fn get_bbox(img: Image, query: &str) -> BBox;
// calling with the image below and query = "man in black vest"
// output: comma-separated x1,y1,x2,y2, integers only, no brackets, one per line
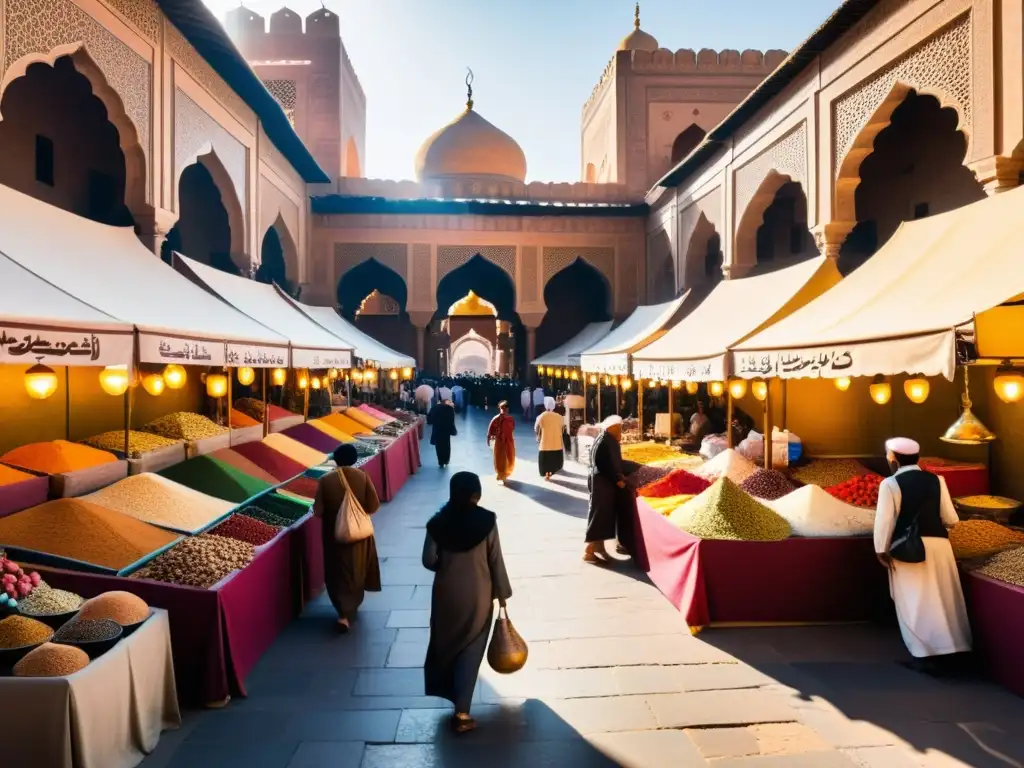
874,437,971,674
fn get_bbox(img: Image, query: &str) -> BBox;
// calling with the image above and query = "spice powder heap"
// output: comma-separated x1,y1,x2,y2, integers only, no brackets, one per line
0,499,179,570
14,643,89,677
1,440,117,474
0,464,34,487
78,591,150,625
83,473,234,534
670,477,791,541
262,433,329,467
0,615,53,648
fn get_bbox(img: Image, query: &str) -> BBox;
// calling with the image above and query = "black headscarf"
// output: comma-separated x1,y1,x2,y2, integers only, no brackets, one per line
426,471,496,552
332,443,358,467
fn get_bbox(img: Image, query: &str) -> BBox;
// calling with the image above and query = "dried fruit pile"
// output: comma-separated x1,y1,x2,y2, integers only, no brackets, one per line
974,548,1024,587
949,519,1024,560
131,534,255,589
669,478,791,541
0,615,53,648
790,459,869,488
83,473,233,534
767,485,875,538
210,514,282,546
78,591,149,626
639,469,711,498
13,643,89,677
621,442,681,465
740,469,796,501
694,449,758,485
19,587,83,616
826,473,884,508
0,554,42,609
1,439,117,474
143,412,228,441
81,430,183,459
54,618,121,643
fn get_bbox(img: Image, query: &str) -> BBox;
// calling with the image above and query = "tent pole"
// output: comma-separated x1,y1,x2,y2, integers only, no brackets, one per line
65,367,71,441
124,339,138,458
726,390,735,449
668,384,674,440
638,379,644,437
262,368,269,437
227,366,233,446
583,377,588,424
763,381,773,468
303,370,310,422
598,379,603,422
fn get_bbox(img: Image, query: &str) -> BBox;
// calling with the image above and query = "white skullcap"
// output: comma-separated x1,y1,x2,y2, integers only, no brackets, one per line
600,415,624,429
544,396,556,411
885,437,920,455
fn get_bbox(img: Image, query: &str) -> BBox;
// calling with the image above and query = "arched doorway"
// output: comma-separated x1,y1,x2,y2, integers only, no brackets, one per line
735,173,815,273
682,213,724,287
0,55,138,226
671,124,706,164
162,161,239,274
449,328,494,375
536,258,612,358
837,90,984,274
337,258,415,358
585,162,597,182
255,218,299,295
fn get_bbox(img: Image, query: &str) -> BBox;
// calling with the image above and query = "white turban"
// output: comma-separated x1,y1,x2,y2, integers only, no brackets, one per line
600,415,623,429
544,396,556,411
885,437,920,455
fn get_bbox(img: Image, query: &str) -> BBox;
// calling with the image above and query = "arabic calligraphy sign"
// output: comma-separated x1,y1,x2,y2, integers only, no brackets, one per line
633,356,723,382
226,344,289,369
139,335,226,367
292,348,352,369
0,327,132,367
578,354,629,376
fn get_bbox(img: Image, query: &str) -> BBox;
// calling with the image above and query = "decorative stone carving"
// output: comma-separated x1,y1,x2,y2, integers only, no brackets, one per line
834,14,972,179
174,88,246,208
101,0,161,42
356,289,401,316
542,246,614,288
520,246,539,304
263,79,296,126
333,243,408,281
411,244,432,306
166,22,253,129
437,246,516,282
734,122,807,223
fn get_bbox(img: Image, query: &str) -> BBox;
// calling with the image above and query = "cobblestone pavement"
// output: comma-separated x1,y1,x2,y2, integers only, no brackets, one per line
143,409,1024,767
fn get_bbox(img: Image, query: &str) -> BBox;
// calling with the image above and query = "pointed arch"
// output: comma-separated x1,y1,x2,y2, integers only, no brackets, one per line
682,213,723,286
671,124,706,164
174,147,246,270
735,170,813,270
449,329,494,375
584,162,597,183
344,137,362,177
436,253,517,323
337,257,409,319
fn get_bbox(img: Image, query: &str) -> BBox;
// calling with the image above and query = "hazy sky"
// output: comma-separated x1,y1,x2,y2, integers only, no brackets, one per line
202,0,839,182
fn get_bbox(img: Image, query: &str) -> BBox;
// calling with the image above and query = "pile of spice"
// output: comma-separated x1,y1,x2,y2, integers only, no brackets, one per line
766,485,874,537
621,442,681,465
230,409,260,428
322,412,372,436
78,591,149,626
0,499,179,570
239,505,293,529
143,412,228,441
267,404,301,422
279,475,318,501
790,459,869,488
627,464,671,491
694,449,758,485
18,586,83,616
740,469,796,500
359,405,396,422
639,469,711,498
281,423,343,453
308,420,355,443
956,495,1019,510
157,455,273,504
344,408,383,430
81,430,183,459
262,433,328,467
249,493,310,523
206,448,280,486
669,478,791,541
644,494,696,517
54,618,121,644
83,473,233,534
230,441,307,482
949,519,1024,560
0,615,53,648
13,643,89,677
234,398,266,423
825,473,884,508
210,513,282,546
1,440,117,474
131,534,255,588
0,464,35,487
974,547,1024,587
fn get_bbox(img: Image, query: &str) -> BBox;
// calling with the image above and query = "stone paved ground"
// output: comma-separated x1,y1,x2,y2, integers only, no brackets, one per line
143,410,1024,767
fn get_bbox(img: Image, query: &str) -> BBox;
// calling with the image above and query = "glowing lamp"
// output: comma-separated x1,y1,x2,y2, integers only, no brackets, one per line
24,364,58,400
352,370,363,382
311,376,321,390
869,375,892,405
206,373,228,398
904,378,930,404
649,379,660,388
365,370,377,383
142,373,165,396
589,374,598,385
994,363,1024,404
728,379,747,400
271,368,287,386
834,376,852,392
685,381,699,395
163,364,187,390
99,366,131,396
402,367,413,380
236,366,255,386
603,376,611,386
389,370,399,381
570,370,579,381
297,373,309,390
554,369,562,379
328,368,339,380
672,380,682,390
620,377,632,390
751,379,768,401
709,381,725,398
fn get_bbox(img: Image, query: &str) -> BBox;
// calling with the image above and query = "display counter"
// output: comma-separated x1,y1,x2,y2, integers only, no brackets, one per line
381,430,416,501
962,570,1024,697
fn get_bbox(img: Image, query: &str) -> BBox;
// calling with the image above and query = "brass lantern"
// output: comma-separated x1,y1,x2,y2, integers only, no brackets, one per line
942,367,996,445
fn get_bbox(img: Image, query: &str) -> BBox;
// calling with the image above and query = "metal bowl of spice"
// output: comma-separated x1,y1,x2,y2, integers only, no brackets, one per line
0,614,54,669
53,618,123,659
17,587,85,630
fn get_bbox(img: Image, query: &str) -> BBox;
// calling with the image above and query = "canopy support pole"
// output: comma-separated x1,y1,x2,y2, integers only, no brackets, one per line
262,368,269,437
782,379,788,430
763,381,773,469
227,367,233,446
638,379,644,437
668,384,674,440
303,371,310,422
598,379,603,422
726,390,734,449
65,367,71,441
124,338,138,458
615,380,621,418
583,378,588,424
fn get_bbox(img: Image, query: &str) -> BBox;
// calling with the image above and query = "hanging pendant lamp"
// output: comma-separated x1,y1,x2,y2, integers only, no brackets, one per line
941,367,996,445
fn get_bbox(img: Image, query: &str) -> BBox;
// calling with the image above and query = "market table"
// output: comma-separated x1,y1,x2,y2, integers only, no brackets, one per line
3,608,180,768
362,451,385,500
296,512,325,607
380,430,415,501
632,498,889,629
962,571,1024,697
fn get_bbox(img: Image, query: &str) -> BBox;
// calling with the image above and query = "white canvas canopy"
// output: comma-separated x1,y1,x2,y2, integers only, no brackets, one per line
0,251,134,367
532,321,614,368
280,291,415,369
580,295,688,375
633,257,839,381
732,187,1024,381
175,255,353,369
0,184,287,367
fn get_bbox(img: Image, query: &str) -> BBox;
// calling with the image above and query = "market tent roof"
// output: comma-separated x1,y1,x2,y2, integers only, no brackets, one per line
280,290,416,369
732,187,1024,381
0,251,134,367
579,294,688,375
532,322,614,368
633,257,840,382
175,254,353,369
0,184,288,367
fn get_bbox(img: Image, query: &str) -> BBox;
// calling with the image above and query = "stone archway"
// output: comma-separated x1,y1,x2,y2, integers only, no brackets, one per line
162,157,242,275
337,258,409,318
256,214,299,291
735,172,814,274
536,257,612,360
449,329,494,375
682,212,724,287
173,148,246,271
344,137,362,177
671,124,706,164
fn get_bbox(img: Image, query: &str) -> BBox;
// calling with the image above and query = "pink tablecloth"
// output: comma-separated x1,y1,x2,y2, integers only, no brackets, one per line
381,431,414,502
963,571,1024,697
633,499,889,629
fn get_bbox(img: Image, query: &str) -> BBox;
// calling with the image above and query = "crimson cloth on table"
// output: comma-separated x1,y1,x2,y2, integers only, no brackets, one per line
229,442,307,482
281,423,342,453
280,475,319,500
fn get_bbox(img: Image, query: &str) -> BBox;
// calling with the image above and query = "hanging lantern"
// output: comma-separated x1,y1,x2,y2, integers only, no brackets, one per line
402,367,413,380
751,379,768,401
603,376,611,386
620,377,632,390
834,376,852,392
903,377,930,404
943,367,996,444
141,373,165,396
297,372,309,390
649,379,660,388
708,381,725,397
545,367,552,376
99,365,131,396
311,376,321,390
389,370,399,381
328,368,339,380
570,370,579,381
206,373,228,398
589,374,598,385
994,362,1024,404
672,380,682,390
554,369,562,379
728,379,747,400
23,364,58,400
365,369,377,383
271,368,287,386
869,375,892,405
162,364,187,390
352,369,363,382
236,366,256,386
685,381,699,395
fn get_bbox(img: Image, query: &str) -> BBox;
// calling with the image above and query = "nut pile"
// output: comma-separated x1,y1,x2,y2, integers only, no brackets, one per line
826,473,884,508
669,477,791,541
790,459,869,488
639,469,711,498
83,473,234,533
0,615,53,648
974,548,1024,587
81,430,183,459
239,505,293,529
694,449,758,485
210,514,282,546
767,485,875,538
740,469,796,501
131,534,255,588
14,642,89,677
143,412,228,441
949,520,1024,560
19,587,83,616
78,591,150,626
54,618,121,643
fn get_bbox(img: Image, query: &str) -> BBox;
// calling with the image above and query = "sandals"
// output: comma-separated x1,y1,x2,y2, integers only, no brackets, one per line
452,714,477,734
336,618,351,634
583,547,610,564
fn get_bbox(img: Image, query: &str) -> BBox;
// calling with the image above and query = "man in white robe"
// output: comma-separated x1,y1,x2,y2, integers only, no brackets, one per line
520,387,533,422
414,382,434,414
874,437,971,673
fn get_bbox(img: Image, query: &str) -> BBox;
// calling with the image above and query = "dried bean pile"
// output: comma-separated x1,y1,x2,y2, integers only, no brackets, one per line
81,430,183,459
767,485,875,537
13,643,89,677
54,618,121,643
694,449,758,485
0,615,53,648
627,464,671,491
131,534,255,588
974,547,1024,587
239,505,293,529
79,591,150,625
234,398,266,423
639,469,710,498
84,473,233,534
826,473,884,508
19,587,83,616
949,519,1024,560
669,478,791,541
143,412,227,441
740,469,796,501
790,459,869,488
210,514,281,546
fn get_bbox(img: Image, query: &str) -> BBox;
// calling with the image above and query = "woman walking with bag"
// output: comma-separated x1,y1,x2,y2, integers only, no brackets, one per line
313,443,381,633
423,472,512,733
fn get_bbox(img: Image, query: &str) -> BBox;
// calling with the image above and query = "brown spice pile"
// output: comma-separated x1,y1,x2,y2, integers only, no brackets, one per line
131,534,255,589
14,643,89,677
78,591,150,625
0,615,53,648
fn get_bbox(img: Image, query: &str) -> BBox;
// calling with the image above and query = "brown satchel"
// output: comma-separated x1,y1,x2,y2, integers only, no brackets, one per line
486,605,528,674
333,468,374,544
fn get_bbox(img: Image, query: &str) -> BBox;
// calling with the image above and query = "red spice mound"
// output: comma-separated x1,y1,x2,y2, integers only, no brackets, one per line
267,404,300,422
826,472,884,509
280,475,318,500
210,513,281,546
639,469,711,499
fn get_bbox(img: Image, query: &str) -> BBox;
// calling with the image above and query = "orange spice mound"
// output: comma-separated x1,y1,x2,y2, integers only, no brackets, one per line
230,409,260,428
0,464,34,487
1,440,117,475
322,412,371,435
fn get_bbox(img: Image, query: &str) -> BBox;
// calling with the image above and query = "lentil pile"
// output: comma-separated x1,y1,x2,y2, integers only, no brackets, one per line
621,442,681,465
78,591,149,625
694,449,758,485
13,643,89,677
974,547,1024,587
143,412,228,441
669,478,791,541
0,499,179,570
239,505,293,529
54,618,121,643
82,430,183,459
790,459,869,488
639,469,711,498
826,473,884,508
157,455,273,504
0,615,53,648
949,519,1024,560
210,513,282,546
19,587,83,616
740,469,796,501
767,485,875,538
1,440,117,474
131,534,255,588
261,433,328,468
0,464,34,487
83,473,233,534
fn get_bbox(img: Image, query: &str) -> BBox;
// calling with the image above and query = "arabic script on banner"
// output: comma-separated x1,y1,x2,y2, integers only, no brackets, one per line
226,345,288,368
139,335,226,366
292,349,353,369
634,361,717,381
0,329,103,362
736,349,855,377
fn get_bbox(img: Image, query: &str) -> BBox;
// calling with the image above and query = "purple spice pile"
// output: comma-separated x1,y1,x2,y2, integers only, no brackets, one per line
740,469,796,500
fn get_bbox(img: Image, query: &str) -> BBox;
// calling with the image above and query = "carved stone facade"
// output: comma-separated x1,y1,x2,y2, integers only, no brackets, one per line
173,89,246,210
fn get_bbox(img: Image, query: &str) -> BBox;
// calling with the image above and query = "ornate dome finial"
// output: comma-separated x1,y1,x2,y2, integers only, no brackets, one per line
634,2,640,29
465,68,474,112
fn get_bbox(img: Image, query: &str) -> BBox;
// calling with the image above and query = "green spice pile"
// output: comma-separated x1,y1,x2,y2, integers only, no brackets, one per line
670,477,791,541
78,591,150,626
81,430,183,459
239,505,293,529
0,615,53,648
19,587,83,616
158,455,273,504
54,619,121,643
143,412,228,441
13,643,89,677
131,534,255,588
83,473,233,534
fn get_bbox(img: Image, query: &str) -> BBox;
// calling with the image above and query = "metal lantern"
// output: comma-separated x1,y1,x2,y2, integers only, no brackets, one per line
24,364,58,400
942,367,996,445
236,366,256,386
99,366,131,396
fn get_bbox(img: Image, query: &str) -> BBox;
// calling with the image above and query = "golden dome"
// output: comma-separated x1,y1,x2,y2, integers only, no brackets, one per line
618,3,659,52
447,291,497,317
